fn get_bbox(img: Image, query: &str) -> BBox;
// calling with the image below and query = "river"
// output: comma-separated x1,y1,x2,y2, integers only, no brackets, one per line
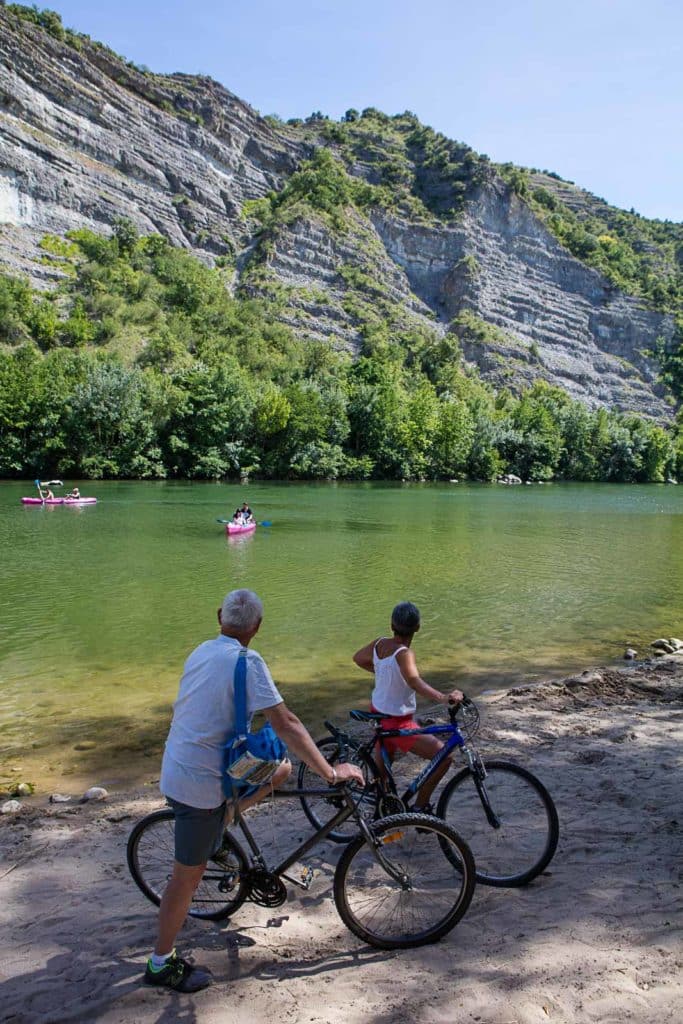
1,480,681,792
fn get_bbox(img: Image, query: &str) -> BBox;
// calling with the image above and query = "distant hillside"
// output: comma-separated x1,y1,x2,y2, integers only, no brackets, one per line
0,4,682,484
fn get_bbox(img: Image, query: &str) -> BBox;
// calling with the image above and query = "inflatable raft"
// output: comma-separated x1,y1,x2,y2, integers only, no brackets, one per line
225,521,256,535
22,497,98,505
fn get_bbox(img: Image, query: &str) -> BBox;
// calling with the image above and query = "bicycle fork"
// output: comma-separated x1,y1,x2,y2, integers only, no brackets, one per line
466,749,502,830
357,817,413,890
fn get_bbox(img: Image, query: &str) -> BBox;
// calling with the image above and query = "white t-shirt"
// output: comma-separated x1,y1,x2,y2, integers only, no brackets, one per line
160,634,283,808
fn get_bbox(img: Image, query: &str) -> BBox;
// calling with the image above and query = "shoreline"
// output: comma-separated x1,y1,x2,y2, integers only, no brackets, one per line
1,656,682,1023
1,650,674,804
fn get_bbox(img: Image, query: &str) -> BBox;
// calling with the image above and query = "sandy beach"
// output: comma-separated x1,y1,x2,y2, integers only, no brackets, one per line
1,656,681,1024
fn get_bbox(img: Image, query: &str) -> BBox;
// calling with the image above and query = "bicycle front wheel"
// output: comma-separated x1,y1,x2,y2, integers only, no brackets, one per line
298,736,378,843
334,813,475,949
437,759,559,887
127,808,250,921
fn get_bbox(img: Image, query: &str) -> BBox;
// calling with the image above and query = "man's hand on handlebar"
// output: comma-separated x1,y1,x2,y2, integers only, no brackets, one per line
333,762,365,786
445,689,464,705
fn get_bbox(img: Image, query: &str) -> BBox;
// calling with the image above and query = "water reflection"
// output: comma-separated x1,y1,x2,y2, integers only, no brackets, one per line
226,531,256,547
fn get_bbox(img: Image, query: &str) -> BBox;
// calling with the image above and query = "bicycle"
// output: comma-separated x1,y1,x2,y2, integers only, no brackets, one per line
127,782,476,950
297,698,559,888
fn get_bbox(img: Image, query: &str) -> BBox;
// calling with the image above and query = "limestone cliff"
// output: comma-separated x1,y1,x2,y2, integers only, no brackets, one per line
0,6,677,419
0,7,304,279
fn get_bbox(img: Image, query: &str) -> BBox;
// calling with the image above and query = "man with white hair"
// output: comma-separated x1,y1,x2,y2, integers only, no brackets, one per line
144,589,363,992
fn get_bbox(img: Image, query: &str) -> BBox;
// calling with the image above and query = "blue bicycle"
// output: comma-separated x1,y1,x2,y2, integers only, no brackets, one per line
298,698,559,887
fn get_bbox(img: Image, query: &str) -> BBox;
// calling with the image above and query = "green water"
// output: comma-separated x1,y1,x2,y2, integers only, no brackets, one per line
1,480,681,792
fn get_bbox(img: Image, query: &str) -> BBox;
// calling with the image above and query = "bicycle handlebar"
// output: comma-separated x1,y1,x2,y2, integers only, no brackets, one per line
447,694,473,720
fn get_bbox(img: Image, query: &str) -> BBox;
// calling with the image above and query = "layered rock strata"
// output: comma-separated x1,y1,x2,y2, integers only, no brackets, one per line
0,10,302,282
372,185,675,416
0,8,677,418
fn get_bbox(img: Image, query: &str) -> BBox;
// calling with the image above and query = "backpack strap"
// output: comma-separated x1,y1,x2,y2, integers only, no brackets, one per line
233,648,249,740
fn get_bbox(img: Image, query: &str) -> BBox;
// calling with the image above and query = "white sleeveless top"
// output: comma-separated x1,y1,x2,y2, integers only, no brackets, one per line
371,640,416,717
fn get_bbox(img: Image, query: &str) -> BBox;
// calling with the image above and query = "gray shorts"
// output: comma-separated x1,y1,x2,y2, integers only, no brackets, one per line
167,797,227,866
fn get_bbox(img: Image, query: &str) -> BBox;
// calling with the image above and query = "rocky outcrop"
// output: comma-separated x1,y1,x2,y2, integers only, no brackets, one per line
249,208,436,351
0,9,303,282
371,183,675,417
0,7,677,418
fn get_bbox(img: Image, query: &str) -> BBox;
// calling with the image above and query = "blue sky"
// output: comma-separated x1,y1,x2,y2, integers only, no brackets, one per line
45,0,682,221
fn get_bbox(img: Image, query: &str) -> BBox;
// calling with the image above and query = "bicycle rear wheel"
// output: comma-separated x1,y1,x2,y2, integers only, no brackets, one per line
333,813,475,949
298,736,379,843
437,759,559,887
127,808,250,921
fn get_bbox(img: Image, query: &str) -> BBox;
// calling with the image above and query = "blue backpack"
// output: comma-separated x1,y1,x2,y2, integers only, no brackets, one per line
223,648,287,798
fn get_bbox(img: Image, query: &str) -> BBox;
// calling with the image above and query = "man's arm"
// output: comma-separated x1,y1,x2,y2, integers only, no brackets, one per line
396,648,463,704
264,703,364,784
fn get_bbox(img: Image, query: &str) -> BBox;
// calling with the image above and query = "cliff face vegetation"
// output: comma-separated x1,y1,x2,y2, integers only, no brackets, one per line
1,4,682,482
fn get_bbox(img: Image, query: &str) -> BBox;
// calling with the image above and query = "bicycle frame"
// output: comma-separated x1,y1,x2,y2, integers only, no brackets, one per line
231,785,408,887
326,714,484,809
374,721,467,803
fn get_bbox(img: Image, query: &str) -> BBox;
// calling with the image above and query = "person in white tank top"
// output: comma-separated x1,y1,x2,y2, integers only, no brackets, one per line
352,601,463,812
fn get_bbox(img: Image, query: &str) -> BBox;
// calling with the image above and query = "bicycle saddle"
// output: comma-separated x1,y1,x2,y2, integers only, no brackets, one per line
349,709,384,723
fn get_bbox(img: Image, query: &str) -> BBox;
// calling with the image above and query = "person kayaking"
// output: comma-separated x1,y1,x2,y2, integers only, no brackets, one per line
39,486,54,501
234,501,254,524
67,486,81,500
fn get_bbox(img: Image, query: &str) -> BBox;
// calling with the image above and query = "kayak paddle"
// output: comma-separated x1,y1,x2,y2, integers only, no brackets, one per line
216,518,272,526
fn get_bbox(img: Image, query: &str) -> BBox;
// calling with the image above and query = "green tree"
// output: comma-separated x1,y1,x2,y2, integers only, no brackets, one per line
429,398,475,478
66,360,164,478
502,389,563,480
163,360,256,478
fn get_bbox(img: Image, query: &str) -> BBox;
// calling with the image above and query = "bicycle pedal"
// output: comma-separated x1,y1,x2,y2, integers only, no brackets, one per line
300,866,314,889
282,866,315,890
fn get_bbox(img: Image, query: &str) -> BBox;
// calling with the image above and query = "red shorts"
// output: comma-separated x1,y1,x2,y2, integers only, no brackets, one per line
371,706,421,755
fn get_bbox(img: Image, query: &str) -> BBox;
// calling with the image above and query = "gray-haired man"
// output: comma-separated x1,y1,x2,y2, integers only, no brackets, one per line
144,589,363,992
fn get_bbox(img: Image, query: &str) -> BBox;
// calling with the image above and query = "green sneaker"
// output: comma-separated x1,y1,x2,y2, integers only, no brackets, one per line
144,951,212,993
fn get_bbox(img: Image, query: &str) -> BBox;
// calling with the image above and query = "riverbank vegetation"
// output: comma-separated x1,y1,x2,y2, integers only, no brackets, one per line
2,6,682,425
1,221,680,482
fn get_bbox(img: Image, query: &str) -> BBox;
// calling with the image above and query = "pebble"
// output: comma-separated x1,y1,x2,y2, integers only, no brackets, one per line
74,741,97,751
49,793,72,804
14,783,34,797
81,786,108,803
1,800,22,814
624,648,637,660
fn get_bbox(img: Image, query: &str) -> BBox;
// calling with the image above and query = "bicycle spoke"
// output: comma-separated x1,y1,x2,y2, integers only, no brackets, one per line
438,760,559,886
335,814,475,948
298,737,377,842
128,809,250,921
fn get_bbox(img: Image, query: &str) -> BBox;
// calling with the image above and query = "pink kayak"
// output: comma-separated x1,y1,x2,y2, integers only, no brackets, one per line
22,497,98,505
226,521,256,535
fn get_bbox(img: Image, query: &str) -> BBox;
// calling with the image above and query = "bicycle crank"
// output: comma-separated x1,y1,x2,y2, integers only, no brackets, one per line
245,869,288,907
378,794,406,816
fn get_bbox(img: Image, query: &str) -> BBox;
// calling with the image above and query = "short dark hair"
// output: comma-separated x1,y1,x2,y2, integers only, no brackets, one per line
391,601,420,635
